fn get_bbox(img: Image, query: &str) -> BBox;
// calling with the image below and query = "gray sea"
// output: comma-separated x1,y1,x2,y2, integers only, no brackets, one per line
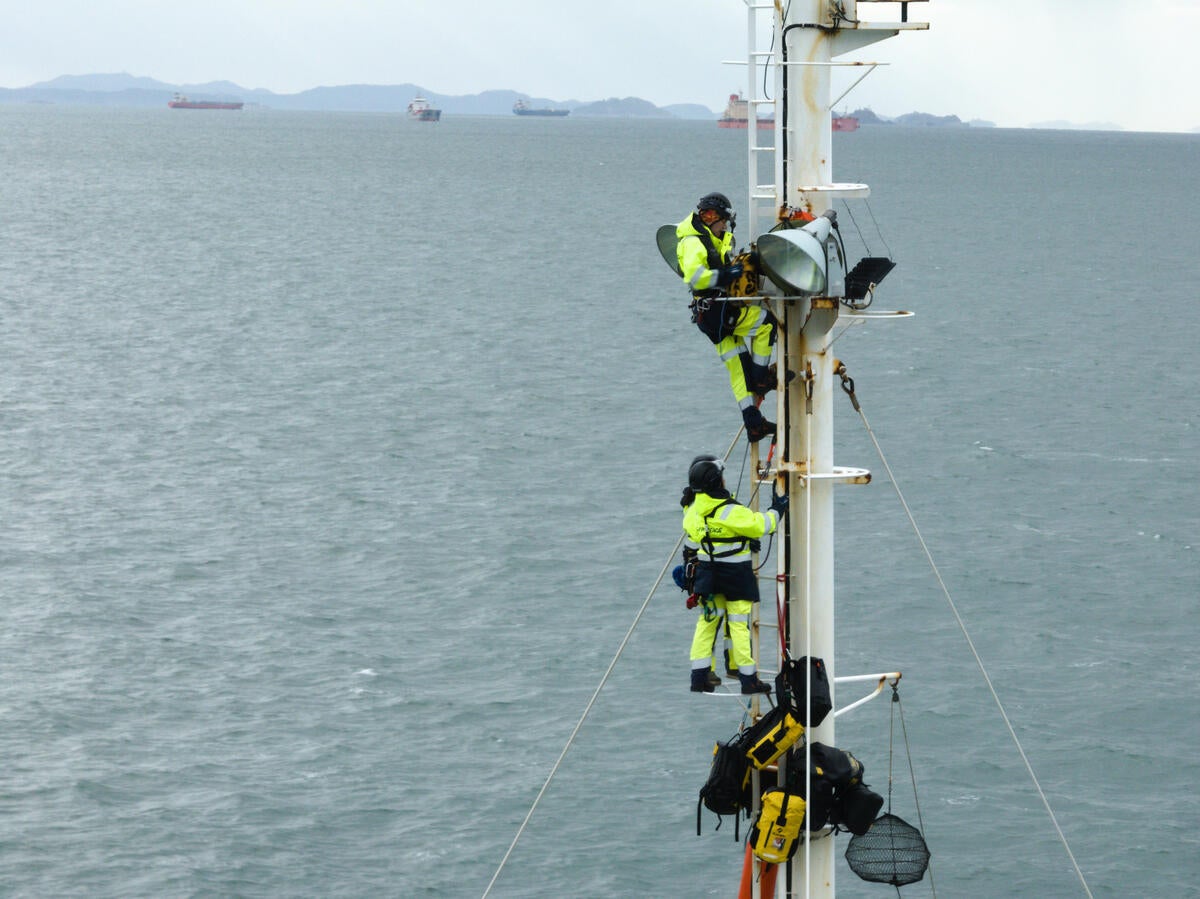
1,105,1197,898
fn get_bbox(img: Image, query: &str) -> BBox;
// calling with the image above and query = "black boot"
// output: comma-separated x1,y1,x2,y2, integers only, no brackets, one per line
706,669,722,688
691,670,716,693
739,673,772,695
741,406,776,444
747,362,776,397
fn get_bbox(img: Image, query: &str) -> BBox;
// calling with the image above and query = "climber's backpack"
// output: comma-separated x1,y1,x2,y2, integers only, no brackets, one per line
785,742,849,831
774,655,832,727
749,788,808,864
786,742,884,834
697,736,752,839
830,749,884,835
836,781,885,835
743,703,806,770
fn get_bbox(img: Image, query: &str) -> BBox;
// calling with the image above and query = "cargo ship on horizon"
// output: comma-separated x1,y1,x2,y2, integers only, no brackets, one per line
407,96,441,122
718,92,858,131
168,93,243,110
717,92,773,129
513,100,569,117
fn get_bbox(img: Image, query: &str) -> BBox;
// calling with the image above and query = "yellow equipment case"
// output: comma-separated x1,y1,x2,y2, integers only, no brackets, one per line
743,705,805,770
749,788,807,864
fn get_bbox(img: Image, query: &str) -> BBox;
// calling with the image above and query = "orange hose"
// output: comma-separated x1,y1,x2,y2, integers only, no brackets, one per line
738,841,779,898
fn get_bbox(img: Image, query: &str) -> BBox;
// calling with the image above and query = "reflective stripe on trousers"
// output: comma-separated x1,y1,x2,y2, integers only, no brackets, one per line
690,596,755,674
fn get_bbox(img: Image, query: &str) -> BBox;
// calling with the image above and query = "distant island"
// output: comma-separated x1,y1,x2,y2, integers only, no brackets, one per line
0,73,1157,132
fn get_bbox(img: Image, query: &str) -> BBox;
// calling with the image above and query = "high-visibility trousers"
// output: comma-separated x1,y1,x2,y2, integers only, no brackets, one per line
690,595,756,676
715,305,775,410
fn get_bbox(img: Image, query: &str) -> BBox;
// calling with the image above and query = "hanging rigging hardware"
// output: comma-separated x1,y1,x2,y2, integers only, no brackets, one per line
833,359,861,412
755,440,778,483
844,675,932,889
802,361,815,413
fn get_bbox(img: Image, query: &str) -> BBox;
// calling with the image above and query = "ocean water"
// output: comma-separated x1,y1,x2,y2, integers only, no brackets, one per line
0,105,1197,898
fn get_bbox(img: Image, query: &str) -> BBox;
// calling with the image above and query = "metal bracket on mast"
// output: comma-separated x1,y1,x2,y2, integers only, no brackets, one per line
833,671,902,718
775,462,872,485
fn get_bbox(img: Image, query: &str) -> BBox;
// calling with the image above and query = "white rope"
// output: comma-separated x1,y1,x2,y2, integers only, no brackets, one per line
481,431,744,897
854,404,1095,898
890,685,938,897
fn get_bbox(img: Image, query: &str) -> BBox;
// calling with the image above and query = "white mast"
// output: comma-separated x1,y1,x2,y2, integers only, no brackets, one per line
743,2,927,895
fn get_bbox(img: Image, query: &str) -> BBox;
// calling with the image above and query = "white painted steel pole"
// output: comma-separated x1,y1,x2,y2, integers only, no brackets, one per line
757,1,919,894
779,2,838,896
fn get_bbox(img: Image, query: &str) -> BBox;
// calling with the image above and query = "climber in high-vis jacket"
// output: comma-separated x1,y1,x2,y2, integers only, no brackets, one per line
680,454,787,694
676,192,777,443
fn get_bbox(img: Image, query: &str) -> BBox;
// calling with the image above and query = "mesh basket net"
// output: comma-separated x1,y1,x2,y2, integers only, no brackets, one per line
844,813,931,886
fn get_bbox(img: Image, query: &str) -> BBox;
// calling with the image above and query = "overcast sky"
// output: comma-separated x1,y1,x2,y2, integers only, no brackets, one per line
3,1,1197,132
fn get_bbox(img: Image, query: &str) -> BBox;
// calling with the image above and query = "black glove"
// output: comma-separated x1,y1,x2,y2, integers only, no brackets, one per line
746,250,760,268
769,490,789,516
715,264,744,289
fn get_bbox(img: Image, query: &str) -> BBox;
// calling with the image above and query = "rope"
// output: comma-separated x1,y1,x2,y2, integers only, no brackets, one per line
846,382,1095,898
481,431,744,897
890,685,938,897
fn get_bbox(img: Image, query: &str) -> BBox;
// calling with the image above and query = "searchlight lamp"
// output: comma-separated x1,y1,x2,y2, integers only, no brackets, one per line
756,210,839,297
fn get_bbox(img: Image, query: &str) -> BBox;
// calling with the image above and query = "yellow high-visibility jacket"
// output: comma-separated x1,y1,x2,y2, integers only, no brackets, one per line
676,213,733,296
683,491,779,600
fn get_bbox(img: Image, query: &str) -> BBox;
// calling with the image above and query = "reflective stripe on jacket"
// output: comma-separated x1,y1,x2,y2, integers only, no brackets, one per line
676,214,733,295
682,492,779,565
682,491,776,602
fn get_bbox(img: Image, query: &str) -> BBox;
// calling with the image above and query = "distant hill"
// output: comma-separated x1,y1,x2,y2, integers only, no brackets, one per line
850,108,1022,130
0,73,697,117
663,103,717,120
572,97,672,118
893,111,966,127
847,107,969,127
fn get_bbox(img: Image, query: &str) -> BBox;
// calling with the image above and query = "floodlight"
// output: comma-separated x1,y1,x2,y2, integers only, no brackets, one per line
756,213,835,296
844,257,897,303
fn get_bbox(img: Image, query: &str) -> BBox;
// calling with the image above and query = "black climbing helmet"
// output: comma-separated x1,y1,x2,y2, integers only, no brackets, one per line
697,192,733,220
688,454,726,493
700,193,734,229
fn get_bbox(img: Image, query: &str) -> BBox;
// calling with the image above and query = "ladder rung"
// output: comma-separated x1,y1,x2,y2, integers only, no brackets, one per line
851,21,929,29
